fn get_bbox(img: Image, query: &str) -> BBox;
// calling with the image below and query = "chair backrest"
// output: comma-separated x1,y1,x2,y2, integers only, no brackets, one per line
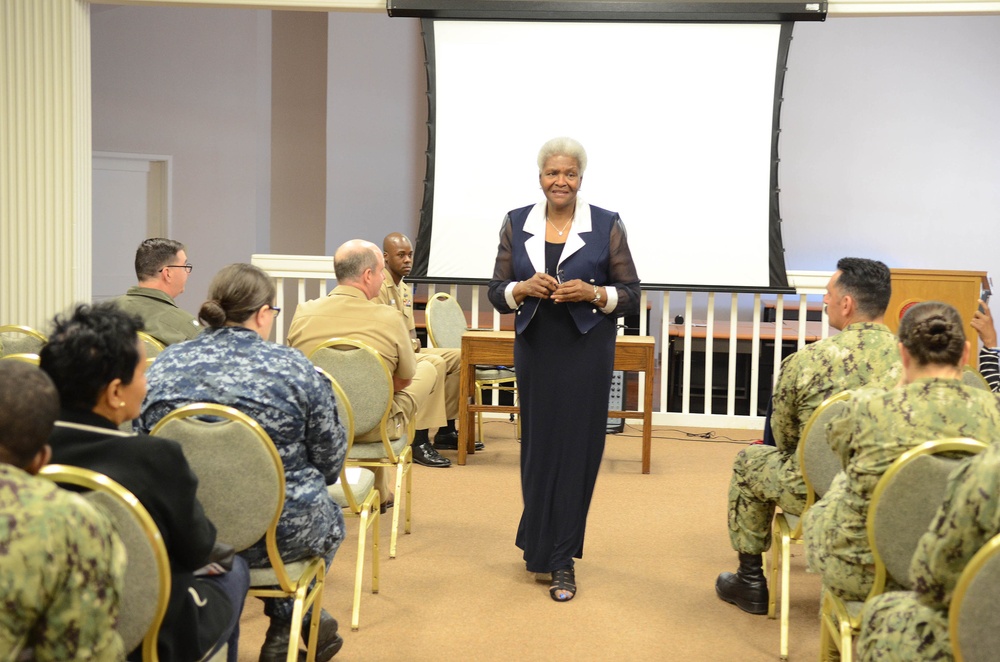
425,292,468,349
0,352,40,365
962,365,990,391
137,331,166,360
0,324,47,357
799,391,852,506
950,532,1000,662
315,366,371,513
868,438,989,594
150,403,282,554
308,339,393,441
39,464,170,659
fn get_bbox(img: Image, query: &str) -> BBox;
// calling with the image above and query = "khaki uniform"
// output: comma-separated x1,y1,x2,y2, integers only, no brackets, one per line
376,276,460,419
114,286,200,346
288,284,446,438
727,322,902,555
859,442,1000,660
804,380,1000,600
0,463,126,659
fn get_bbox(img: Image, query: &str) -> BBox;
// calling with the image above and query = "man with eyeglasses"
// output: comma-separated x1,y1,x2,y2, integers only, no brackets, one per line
114,238,201,346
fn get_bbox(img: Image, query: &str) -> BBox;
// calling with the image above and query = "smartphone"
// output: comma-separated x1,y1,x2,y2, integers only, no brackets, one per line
980,289,991,314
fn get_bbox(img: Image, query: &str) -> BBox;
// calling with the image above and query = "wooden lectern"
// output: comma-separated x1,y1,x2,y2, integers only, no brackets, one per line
886,269,991,367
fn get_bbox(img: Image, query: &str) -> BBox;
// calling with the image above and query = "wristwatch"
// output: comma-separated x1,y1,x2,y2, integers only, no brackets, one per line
591,285,601,305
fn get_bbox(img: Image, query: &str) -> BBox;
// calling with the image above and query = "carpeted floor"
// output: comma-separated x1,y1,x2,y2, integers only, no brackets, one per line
235,421,823,661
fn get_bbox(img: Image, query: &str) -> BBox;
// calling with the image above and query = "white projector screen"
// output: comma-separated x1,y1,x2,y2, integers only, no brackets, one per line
414,19,792,290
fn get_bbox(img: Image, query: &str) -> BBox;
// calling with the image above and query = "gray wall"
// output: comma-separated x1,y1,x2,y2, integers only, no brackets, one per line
92,10,1000,312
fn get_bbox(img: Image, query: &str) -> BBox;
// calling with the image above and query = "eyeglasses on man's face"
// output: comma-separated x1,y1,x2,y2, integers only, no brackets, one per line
160,264,193,274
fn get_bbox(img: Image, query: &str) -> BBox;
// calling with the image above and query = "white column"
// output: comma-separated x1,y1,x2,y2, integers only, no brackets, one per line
1,0,91,330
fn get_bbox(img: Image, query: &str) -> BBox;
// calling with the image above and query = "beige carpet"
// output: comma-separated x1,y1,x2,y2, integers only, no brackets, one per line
236,422,823,661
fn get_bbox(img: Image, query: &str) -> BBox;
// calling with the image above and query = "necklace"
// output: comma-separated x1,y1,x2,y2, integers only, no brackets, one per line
546,215,574,236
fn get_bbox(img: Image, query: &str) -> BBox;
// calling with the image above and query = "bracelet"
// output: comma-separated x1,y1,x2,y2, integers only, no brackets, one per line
592,285,601,305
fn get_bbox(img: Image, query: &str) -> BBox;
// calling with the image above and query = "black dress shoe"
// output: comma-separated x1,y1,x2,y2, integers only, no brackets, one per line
433,430,485,452
412,442,451,467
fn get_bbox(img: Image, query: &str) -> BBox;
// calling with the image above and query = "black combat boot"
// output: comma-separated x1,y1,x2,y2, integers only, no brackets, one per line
715,552,769,615
259,609,343,662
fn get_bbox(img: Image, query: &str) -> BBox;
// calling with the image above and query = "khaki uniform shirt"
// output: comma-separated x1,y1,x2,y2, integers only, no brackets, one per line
113,286,200,346
376,275,415,333
288,284,416,382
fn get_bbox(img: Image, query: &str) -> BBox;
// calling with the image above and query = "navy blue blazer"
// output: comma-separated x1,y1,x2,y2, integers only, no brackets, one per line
488,200,640,334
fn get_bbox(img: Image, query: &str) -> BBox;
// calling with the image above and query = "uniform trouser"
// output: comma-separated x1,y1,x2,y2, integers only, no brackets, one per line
727,443,807,555
858,591,952,661
419,347,460,420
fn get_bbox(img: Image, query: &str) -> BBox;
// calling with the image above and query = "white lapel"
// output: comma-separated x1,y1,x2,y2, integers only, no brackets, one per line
558,199,591,268
523,202,547,274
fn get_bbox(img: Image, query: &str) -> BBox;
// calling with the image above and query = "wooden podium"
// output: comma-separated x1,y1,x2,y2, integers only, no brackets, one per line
886,269,991,367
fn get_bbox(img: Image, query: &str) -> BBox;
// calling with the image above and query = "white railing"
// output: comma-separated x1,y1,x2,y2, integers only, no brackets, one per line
253,254,832,431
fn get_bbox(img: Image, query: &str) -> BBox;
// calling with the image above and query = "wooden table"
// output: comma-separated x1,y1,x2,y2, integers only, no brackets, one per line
458,331,656,473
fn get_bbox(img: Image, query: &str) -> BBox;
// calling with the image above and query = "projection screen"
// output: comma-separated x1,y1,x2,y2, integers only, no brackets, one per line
412,19,793,289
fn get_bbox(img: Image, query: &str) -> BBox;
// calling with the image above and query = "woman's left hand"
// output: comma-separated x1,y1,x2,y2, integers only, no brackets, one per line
552,279,597,304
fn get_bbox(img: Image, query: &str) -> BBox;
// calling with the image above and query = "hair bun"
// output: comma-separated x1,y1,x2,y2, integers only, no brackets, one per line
198,299,227,328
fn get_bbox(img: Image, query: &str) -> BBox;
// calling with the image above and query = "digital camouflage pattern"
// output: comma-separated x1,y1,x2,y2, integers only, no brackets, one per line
0,464,126,659
727,322,902,554
859,442,1000,660
114,286,201,346
138,326,346,621
803,379,1000,600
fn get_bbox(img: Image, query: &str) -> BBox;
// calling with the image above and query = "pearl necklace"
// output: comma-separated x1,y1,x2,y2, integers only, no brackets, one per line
546,215,573,236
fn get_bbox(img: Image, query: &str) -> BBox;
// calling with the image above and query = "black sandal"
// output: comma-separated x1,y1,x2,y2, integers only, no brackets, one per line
549,568,576,602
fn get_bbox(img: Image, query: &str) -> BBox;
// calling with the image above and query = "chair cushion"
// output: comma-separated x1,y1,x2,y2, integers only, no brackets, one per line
249,559,315,587
349,434,410,461
327,468,377,510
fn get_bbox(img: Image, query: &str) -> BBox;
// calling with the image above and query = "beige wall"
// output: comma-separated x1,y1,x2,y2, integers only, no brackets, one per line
271,11,327,256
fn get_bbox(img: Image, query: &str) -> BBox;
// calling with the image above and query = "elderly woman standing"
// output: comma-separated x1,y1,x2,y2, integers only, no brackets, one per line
488,137,641,601
138,263,347,662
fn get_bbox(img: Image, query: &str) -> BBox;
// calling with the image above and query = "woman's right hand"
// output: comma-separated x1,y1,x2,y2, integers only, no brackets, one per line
514,272,559,304
972,299,997,348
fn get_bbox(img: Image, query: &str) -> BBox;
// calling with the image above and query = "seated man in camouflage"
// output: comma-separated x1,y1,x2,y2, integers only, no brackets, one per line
715,257,903,614
115,237,200,345
804,301,1000,602
0,361,126,659
859,441,1000,660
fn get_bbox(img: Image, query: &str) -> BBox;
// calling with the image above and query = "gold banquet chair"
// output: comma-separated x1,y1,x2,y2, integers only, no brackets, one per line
39,464,170,662
150,403,327,662
0,352,40,365
316,367,381,631
137,331,166,363
309,338,413,559
961,365,990,391
769,391,851,661
819,438,989,662
950,532,1000,662
0,324,47,358
425,291,518,443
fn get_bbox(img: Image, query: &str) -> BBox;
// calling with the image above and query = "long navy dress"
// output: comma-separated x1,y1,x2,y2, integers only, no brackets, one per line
488,200,640,574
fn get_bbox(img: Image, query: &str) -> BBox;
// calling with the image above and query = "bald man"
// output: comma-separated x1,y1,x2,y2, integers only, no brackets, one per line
288,239,452,474
375,233,474,451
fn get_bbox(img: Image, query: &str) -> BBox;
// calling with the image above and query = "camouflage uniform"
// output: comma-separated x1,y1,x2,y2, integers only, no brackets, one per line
138,326,346,622
114,286,201,346
0,463,126,659
803,379,1000,600
859,442,1000,660
728,322,902,554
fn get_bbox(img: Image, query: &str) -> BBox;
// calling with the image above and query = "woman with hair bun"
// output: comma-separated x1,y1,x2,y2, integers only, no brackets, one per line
138,263,348,662
803,301,1000,602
